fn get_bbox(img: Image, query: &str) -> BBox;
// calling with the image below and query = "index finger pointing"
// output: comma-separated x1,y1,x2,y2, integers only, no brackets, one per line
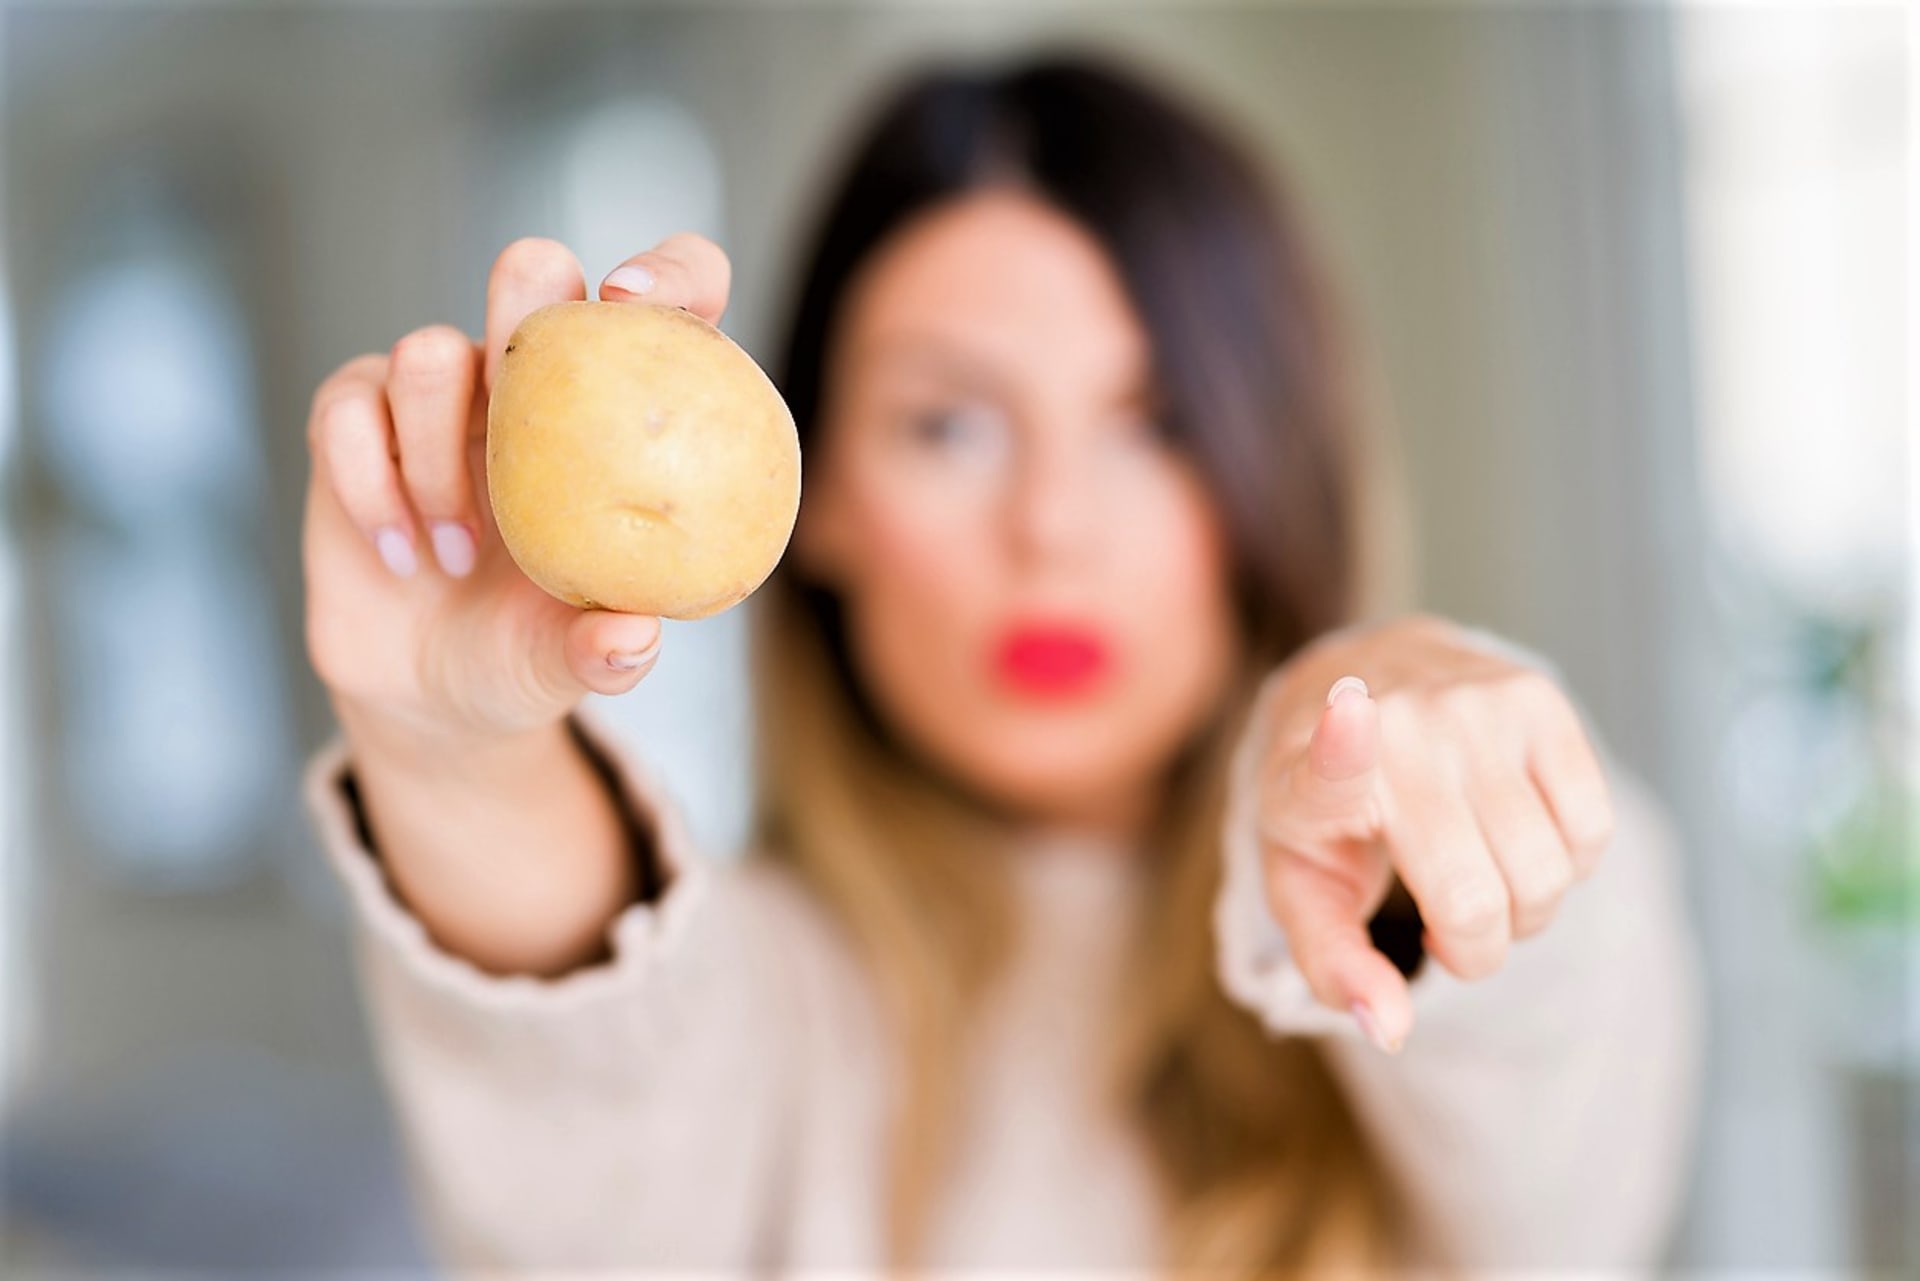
1264,853,1413,1050
484,237,587,393
1262,677,1382,848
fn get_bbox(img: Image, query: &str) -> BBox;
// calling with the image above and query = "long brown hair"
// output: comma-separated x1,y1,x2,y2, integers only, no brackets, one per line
751,52,1417,1274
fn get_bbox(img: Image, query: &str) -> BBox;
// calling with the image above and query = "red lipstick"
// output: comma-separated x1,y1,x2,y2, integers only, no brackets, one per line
993,622,1112,698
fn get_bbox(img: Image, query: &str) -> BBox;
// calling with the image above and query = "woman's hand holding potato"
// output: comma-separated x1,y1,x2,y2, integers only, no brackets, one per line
301,234,739,977
305,234,738,746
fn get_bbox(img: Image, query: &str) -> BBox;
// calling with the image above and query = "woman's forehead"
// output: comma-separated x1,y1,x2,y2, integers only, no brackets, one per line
833,190,1152,396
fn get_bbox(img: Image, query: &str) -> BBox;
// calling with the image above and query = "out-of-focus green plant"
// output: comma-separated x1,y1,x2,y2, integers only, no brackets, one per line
1787,606,1917,934
1808,779,1917,930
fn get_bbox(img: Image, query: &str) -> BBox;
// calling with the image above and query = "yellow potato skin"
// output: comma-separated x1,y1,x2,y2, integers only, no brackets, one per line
487,301,801,620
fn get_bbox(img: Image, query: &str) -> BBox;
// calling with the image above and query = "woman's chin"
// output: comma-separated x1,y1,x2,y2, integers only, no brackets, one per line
945,742,1161,841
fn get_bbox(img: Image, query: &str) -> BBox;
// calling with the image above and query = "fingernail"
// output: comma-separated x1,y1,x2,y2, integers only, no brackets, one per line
1350,999,1401,1054
374,526,418,578
430,521,476,578
603,265,655,297
1326,675,1370,708
607,639,661,671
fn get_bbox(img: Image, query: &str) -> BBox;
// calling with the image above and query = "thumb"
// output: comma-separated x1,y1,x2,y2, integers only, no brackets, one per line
560,609,664,698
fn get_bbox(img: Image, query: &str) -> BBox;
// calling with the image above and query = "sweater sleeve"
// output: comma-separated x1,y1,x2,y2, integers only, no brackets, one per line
1213,627,1707,1275
300,700,813,1273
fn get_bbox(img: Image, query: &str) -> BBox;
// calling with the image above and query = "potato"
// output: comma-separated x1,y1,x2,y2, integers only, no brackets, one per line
487,300,801,620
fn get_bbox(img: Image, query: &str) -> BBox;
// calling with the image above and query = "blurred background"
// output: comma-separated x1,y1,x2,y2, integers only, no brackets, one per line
0,0,1909,1274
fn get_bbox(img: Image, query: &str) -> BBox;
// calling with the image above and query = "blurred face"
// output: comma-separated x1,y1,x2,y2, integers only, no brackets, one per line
795,190,1240,840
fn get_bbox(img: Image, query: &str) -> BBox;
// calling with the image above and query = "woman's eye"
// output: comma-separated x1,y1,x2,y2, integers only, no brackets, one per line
904,403,1010,455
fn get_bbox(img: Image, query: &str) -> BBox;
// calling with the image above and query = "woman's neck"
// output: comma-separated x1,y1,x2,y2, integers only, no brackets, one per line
1011,786,1158,863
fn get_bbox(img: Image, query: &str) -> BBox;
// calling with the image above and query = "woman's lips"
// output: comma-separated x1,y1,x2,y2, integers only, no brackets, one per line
992,623,1112,698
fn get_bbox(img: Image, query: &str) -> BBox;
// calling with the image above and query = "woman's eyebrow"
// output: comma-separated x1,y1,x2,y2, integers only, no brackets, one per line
841,336,1009,394
844,334,1161,413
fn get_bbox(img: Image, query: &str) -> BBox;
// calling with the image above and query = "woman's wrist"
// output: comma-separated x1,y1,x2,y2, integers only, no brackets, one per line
330,693,645,976
331,694,573,791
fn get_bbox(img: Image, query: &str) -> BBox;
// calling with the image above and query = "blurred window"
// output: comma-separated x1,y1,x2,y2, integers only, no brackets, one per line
1681,11,1905,611
555,94,724,282
1679,42,1910,1262
1680,9,1907,909
32,165,291,890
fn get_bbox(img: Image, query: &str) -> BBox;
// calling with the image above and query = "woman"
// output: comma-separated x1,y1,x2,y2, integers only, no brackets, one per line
301,55,1703,1276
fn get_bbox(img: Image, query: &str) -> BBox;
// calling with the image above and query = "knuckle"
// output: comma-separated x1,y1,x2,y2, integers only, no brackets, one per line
1512,900,1562,939
1450,939,1509,980
496,234,567,273
307,359,379,448
312,390,372,455
1568,821,1612,879
1529,852,1576,901
1500,666,1563,716
1563,782,1617,857
1418,683,1484,736
1509,859,1572,932
492,237,581,299
656,232,731,296
1429,874,1507,939
1443,681,1488,721
389,325,471,383
515,619,583,711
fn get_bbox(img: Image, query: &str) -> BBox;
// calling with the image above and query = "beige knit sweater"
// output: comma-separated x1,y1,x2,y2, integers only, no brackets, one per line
301,655,1706,1278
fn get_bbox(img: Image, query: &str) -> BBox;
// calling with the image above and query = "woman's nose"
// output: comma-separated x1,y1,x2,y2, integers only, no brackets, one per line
1004,427,1101,571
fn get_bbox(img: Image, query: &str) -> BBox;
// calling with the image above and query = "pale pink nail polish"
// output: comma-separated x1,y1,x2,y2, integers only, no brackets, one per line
430,521,476,578
374,526,417,578
603,265,655,297
1326,675,1370,708
1350,999,1401,1054
607,640,661,671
